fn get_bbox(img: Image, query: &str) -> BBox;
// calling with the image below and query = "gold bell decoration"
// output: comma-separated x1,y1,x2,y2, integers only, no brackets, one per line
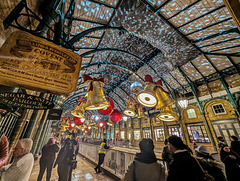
137,75,158,108
71,97,86,118
156,106,178,122
123,98,136,117
59,126,67,132
155,80,175,109
137,105,147,118
61,117,69,127
83,75,109,110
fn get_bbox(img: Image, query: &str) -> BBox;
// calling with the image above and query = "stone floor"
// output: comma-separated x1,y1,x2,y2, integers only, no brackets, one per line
29,155,115,181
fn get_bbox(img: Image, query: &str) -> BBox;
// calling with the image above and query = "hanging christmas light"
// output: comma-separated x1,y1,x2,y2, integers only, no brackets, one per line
98,120,107,128
156,107,178,122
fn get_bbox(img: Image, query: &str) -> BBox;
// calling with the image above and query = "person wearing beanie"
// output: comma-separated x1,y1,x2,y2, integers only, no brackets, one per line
0,138,34,181
230,135,240,156
167,135,203,181
94,138,109,173
123,138,165,181
195,145,226,181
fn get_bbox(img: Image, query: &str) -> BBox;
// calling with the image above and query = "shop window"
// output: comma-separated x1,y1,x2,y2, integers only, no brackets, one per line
134,130,141,140
154,126,165,142
134,119,139,126
168,125,183,140
121,122,125,129
187,123,210,143
120,131,125,139
187,109,197,119
212,103,226,115
143,128,151,139
128,121,131,128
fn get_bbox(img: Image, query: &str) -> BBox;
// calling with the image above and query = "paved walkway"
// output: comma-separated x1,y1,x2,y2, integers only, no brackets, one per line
29,155,115,181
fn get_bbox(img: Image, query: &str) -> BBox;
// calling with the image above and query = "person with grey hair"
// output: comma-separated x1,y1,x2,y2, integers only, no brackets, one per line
0,138,34,181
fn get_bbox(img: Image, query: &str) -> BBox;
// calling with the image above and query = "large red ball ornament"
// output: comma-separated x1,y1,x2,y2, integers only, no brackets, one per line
109,109,122,123
74,116,86,125
97,97,114,115
98,120,107,129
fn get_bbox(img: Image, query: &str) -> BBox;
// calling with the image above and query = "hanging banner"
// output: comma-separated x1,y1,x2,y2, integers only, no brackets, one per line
0,92,54,110
0,31,82,94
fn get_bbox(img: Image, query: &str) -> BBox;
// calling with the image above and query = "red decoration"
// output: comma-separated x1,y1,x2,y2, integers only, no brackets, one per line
98,120,107,129
69,121,75,129
109,109,122,123
74,116,86,125
85,127,89,131
97,97,114,115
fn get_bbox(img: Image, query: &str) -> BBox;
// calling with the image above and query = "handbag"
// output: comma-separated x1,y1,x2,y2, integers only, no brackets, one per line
193,156,215,181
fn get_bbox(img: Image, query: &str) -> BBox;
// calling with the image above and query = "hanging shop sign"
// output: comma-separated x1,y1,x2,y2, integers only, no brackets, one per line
0,92,54,110
0,31,82,94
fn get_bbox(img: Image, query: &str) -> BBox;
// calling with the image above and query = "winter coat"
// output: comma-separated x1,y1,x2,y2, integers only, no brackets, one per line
220,149,240,181
197,157,227,181
231,140,240,156
123,152,165,181
40,144,59,163
167,150,203,181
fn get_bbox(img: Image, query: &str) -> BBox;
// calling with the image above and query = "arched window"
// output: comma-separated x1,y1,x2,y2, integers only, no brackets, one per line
212,103,226,115
187,109,197,119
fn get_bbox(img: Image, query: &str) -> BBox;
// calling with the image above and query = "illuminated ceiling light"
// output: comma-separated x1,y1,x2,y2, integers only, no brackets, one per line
122,115,128,121
82,129,84,131
123,98,136,117
137,92,157,108
99,122,103,127
80,117,85,123
71,123,75,127
178,97,188,109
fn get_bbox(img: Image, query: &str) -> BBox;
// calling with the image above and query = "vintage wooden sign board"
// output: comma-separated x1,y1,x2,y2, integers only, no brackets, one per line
0,92,54,110
0,31,82,95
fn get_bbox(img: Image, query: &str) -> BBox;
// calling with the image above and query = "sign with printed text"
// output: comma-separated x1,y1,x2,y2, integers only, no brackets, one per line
0,31,82,94
0,92,54,110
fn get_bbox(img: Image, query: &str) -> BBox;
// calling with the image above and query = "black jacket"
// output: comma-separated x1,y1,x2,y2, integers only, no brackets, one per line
40,144,59,162
167,150,203,181
231,140,240,156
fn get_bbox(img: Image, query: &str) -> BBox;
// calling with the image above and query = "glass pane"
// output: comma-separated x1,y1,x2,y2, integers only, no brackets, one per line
229,130,236,137
222,130,230,146
213,125,221,136
226,124,233,129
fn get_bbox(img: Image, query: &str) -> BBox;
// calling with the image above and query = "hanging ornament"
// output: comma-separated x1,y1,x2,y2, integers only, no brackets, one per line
74,116,86,125
83,75,109,110
137,75,158,108
137,75,174,108
109,109,122,123
98,120,107,128
156,107,178,122
130,81,143,94
59,126,67,132
71,97,86,118
69,121,75,129
137,105,147,118
155,80,175,109
123,98,136,117
98,97,114,115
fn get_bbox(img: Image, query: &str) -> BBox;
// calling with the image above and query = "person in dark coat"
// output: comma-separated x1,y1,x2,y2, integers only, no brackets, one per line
167,135,203,181
37,138,59,181
162,139,172,170
217,136,227,149
54,138,77,181
230,135,240,156
195,145,227,181
220,145,240,181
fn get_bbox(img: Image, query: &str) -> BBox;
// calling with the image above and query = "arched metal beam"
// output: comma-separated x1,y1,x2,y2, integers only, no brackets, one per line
77,72,132,86
81,62,144,81
68,26,126,45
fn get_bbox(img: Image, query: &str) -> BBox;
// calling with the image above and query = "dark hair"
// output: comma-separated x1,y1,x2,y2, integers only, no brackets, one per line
231,135,238,141
217,136,224,141
168,135,186,150
139,139,154,153
103,138,107,143
164,139,168,145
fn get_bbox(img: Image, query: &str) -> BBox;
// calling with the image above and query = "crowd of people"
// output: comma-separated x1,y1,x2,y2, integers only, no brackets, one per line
123,135,240,181
0,135,78,181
